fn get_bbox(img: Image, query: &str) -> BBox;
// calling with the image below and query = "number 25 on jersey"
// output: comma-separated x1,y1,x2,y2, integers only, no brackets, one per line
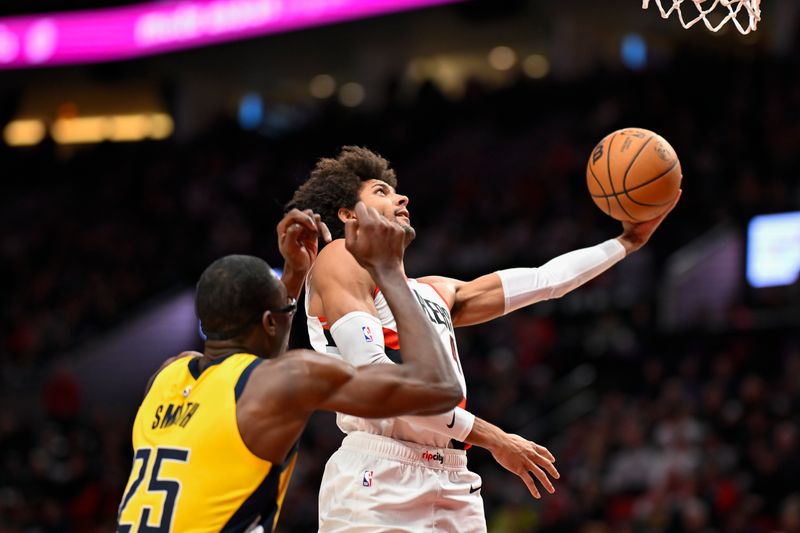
117,447,190,533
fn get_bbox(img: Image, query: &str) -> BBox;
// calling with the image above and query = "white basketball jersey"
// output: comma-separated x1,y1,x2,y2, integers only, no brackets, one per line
306,278,467,448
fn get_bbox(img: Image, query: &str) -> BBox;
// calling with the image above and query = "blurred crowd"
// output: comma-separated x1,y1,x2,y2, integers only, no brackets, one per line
1,48,799,531
470,327,800,533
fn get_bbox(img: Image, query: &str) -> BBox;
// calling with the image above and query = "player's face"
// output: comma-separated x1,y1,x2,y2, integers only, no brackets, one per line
357,180,415,240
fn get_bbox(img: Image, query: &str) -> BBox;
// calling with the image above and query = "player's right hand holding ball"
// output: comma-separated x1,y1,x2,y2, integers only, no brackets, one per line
586,127,683,254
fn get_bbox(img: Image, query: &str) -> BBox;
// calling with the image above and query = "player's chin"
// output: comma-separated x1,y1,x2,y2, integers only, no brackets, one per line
401,223,416,244
394,216,412,229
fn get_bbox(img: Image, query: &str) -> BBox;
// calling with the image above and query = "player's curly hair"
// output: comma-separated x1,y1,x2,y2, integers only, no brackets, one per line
286,146,397,240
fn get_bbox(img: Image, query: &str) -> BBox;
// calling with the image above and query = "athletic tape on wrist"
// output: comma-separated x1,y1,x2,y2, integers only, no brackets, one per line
404,406,475,442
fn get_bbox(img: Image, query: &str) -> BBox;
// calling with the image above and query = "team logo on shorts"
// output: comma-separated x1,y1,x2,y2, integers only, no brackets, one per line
362,326,374,343
362,470,374,487
421,451,444,464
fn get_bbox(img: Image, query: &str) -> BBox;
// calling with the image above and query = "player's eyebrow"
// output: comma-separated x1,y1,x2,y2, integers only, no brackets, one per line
372,182,393,193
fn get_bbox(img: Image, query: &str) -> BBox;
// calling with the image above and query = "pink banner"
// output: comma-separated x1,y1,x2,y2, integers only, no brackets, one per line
0,0,460,69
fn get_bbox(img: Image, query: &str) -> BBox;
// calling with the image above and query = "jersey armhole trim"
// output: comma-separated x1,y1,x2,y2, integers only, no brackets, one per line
234,358,263,401
417,280,453,311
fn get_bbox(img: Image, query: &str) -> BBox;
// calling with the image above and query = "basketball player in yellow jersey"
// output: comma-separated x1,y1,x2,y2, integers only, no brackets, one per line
287,146,679,532
116,206,464,533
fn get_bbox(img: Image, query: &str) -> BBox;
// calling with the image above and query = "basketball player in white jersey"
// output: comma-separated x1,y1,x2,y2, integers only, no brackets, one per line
287,146,679,532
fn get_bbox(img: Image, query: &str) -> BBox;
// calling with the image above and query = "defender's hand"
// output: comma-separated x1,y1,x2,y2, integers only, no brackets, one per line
488,433,559,499
344,202,405,274
617,189,681,254
278,209,332,274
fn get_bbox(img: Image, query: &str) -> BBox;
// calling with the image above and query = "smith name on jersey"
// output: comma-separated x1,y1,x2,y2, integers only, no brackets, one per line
117,353,297,533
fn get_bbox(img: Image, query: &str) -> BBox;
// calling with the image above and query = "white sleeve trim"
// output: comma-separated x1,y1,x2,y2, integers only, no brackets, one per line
497,239,626,314
330,312,476,441
329,312,390,367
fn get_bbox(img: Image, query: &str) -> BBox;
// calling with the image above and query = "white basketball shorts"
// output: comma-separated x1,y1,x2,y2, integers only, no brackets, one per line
318,432,487,533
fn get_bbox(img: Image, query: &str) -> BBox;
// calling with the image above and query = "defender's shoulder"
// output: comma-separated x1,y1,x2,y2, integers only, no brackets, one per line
144,352,198,395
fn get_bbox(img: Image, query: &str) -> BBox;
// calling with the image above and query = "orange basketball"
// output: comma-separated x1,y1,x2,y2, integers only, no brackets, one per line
586,127,682,222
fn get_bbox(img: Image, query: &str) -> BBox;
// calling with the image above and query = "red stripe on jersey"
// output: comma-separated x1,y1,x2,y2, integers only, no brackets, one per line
383,328,399,350
318,316,329,330
417,281,452,311
458,398,472,449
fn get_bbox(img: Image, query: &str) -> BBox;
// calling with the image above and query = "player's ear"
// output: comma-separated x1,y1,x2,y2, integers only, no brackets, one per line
337,207,357,224
261,311,278,337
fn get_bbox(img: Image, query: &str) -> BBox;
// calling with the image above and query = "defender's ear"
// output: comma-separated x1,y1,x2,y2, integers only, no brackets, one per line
261,311,278,337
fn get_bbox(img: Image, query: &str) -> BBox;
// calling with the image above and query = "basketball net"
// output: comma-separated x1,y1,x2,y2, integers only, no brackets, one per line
642,0,761,34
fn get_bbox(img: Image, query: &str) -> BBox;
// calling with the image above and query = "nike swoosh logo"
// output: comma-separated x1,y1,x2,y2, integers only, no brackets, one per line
446,412,456,428
470,484,481,494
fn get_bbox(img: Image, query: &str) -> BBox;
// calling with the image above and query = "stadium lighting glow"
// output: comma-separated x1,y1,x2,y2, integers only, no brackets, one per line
0,0,464,69
150,114,174,139
621,33,647,70
49,113,174,144
108,114,152,141
339,82,365,107
3,119,46,146
238,92,264,130
488,46,516,71
51,117,110,144
310,74,336,99
523,54,550,79
746,211,800,289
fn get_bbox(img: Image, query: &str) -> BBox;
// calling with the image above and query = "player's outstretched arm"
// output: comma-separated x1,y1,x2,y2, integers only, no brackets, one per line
427,192,681,327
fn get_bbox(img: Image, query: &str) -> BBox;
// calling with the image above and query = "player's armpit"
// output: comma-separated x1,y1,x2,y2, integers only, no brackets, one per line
312,239,378,324
419,274,506,328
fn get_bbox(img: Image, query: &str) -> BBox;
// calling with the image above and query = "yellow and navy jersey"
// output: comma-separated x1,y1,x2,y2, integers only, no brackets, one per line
117,353,298,533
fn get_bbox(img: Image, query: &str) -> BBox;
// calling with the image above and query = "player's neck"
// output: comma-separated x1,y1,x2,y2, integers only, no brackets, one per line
202,343,254,367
